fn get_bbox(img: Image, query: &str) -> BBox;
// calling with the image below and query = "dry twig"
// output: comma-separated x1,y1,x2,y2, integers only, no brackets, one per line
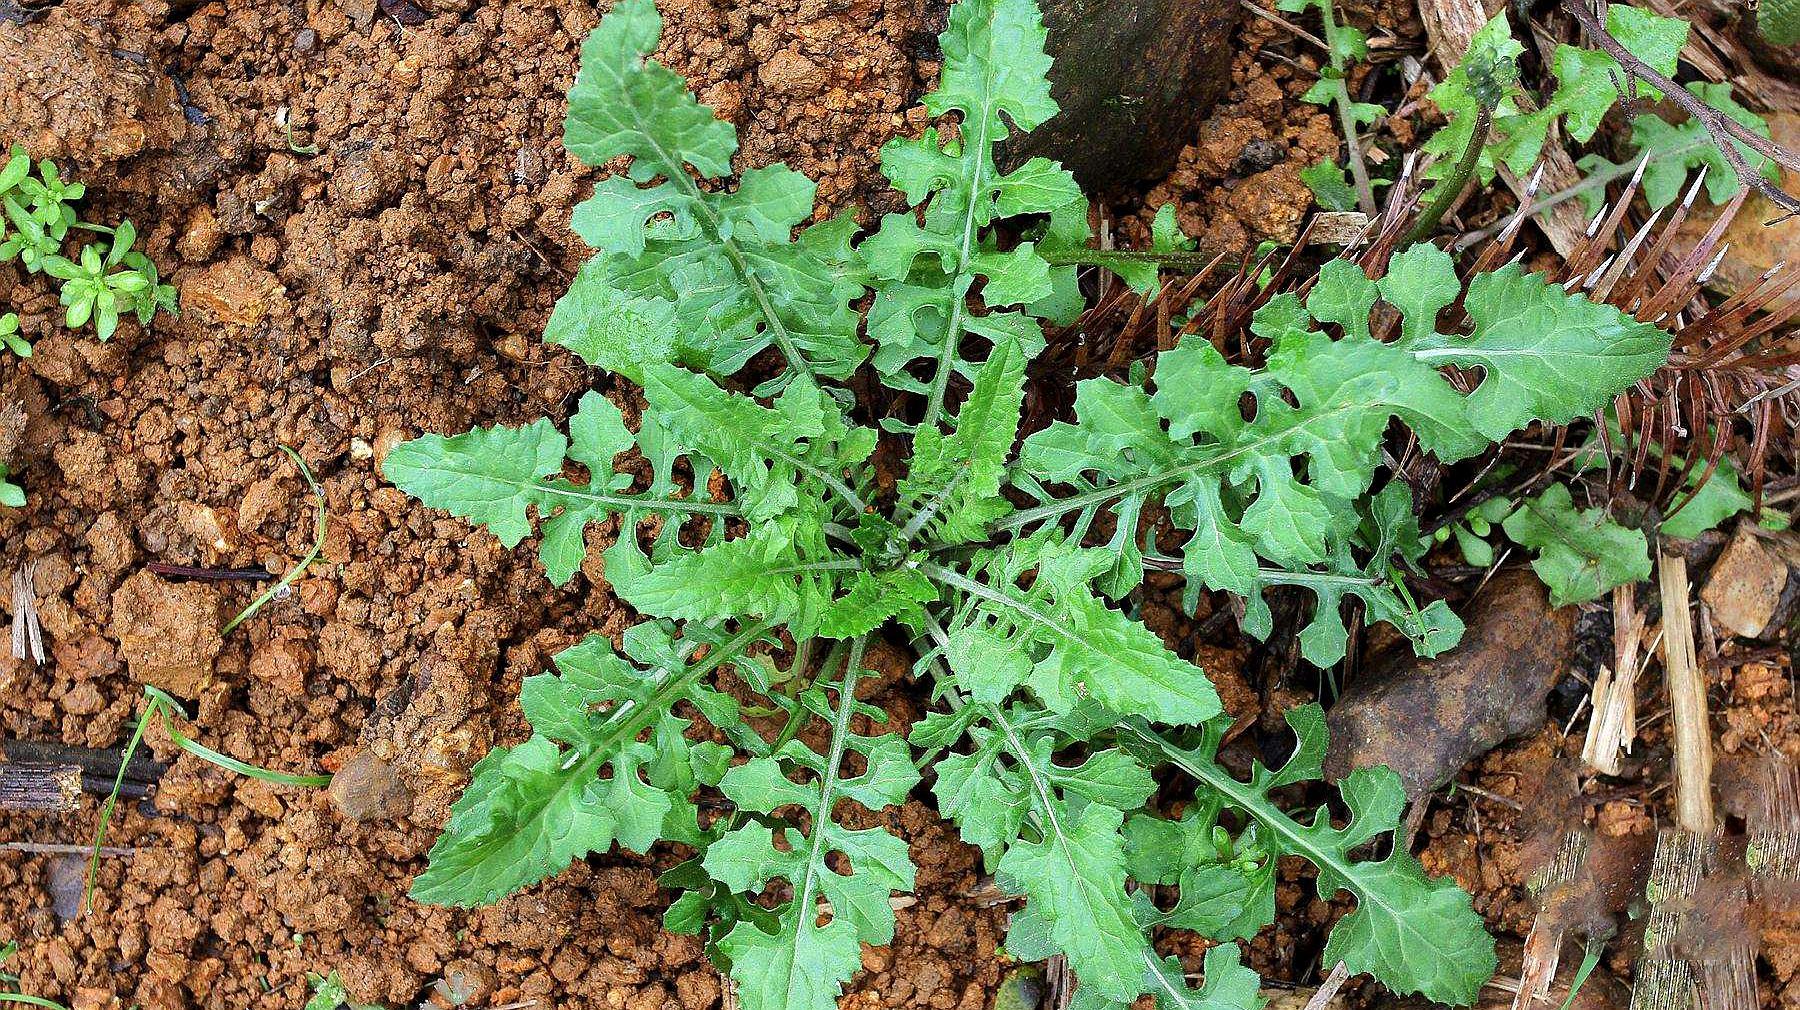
1561,0,1800,222
10,559,43,666
1656,552,1713,836
1304,962,1352,1010
0,841,134,858
1513,832,1591,1010
0,762,81,812
1582,585,1649,774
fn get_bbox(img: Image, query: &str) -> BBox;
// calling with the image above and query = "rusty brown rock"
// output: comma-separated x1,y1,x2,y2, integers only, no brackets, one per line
1325,570,1575,798
248,634,314,696
352,611,512,826
1701,528,1791,639
1005,0,1240,190
177,257,285,329
327,749,413,823
109,569,223,698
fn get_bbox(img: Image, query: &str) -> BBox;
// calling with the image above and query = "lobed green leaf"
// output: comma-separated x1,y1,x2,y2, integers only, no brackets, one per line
383,390,733,587
411,623,764,906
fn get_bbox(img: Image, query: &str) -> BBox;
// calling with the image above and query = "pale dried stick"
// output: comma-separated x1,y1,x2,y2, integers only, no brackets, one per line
10,559,43,665
1657,551,1713,835
1582,584,1648,774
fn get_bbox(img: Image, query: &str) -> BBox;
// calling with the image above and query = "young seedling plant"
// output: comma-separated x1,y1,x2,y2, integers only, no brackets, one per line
0,313,27,358
1,148,178,343
84,686,331,916
0,942,69,1010
385,0,1672,1005
305,971,384,1010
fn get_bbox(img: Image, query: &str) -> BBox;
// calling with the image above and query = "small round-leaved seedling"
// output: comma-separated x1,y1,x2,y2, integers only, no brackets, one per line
0,312,26,358
40,220,177,341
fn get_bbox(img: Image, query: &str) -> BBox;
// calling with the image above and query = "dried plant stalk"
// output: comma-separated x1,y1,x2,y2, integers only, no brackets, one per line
1751,755,1799,881
0,762,82,812
1583,586,1648,775
1631,831,1707,1010
1513,831,1591,1010
1657,552,1714,836
10,560,43,666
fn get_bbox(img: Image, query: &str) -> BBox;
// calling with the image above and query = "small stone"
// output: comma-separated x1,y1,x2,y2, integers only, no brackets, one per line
176,502,233,552
1702,529,1789,638
236,474,287,532
373,428,406,470
85,511,140,575
46,855,85,922
293,27,318,52
1307,211,1371,247
757,49,825,96
328,750,413,823
326,146,404,216
176,205,223,263
1235,137,1285,173
248,637,312,695
177,257,282,327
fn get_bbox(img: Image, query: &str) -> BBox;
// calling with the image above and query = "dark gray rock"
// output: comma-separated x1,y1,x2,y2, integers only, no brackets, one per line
1006,0,1241,189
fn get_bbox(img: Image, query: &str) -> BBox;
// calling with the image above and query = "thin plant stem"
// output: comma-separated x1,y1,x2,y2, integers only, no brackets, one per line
85,685,332,916
1407,107,1492,246
0,995,72,1010
144,687,332,788
1316,0,1377,215
82,694,159,916
222,445,326,636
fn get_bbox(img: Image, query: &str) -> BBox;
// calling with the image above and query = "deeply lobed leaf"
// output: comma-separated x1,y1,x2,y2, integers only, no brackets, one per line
410,623,764,906
556,0,868,382
932,535,1222,725
861,0,1072,407
705,669,920,1010
1012,245,1668,664
383,391,732,587
1137,706,1498,1005
927,703,1156,1000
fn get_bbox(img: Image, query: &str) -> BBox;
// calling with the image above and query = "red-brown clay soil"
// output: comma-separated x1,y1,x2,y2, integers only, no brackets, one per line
1,0,1796,1008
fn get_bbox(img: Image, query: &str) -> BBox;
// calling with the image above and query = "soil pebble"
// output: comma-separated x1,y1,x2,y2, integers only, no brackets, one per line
328,750,414,823
1701,528,1791,639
